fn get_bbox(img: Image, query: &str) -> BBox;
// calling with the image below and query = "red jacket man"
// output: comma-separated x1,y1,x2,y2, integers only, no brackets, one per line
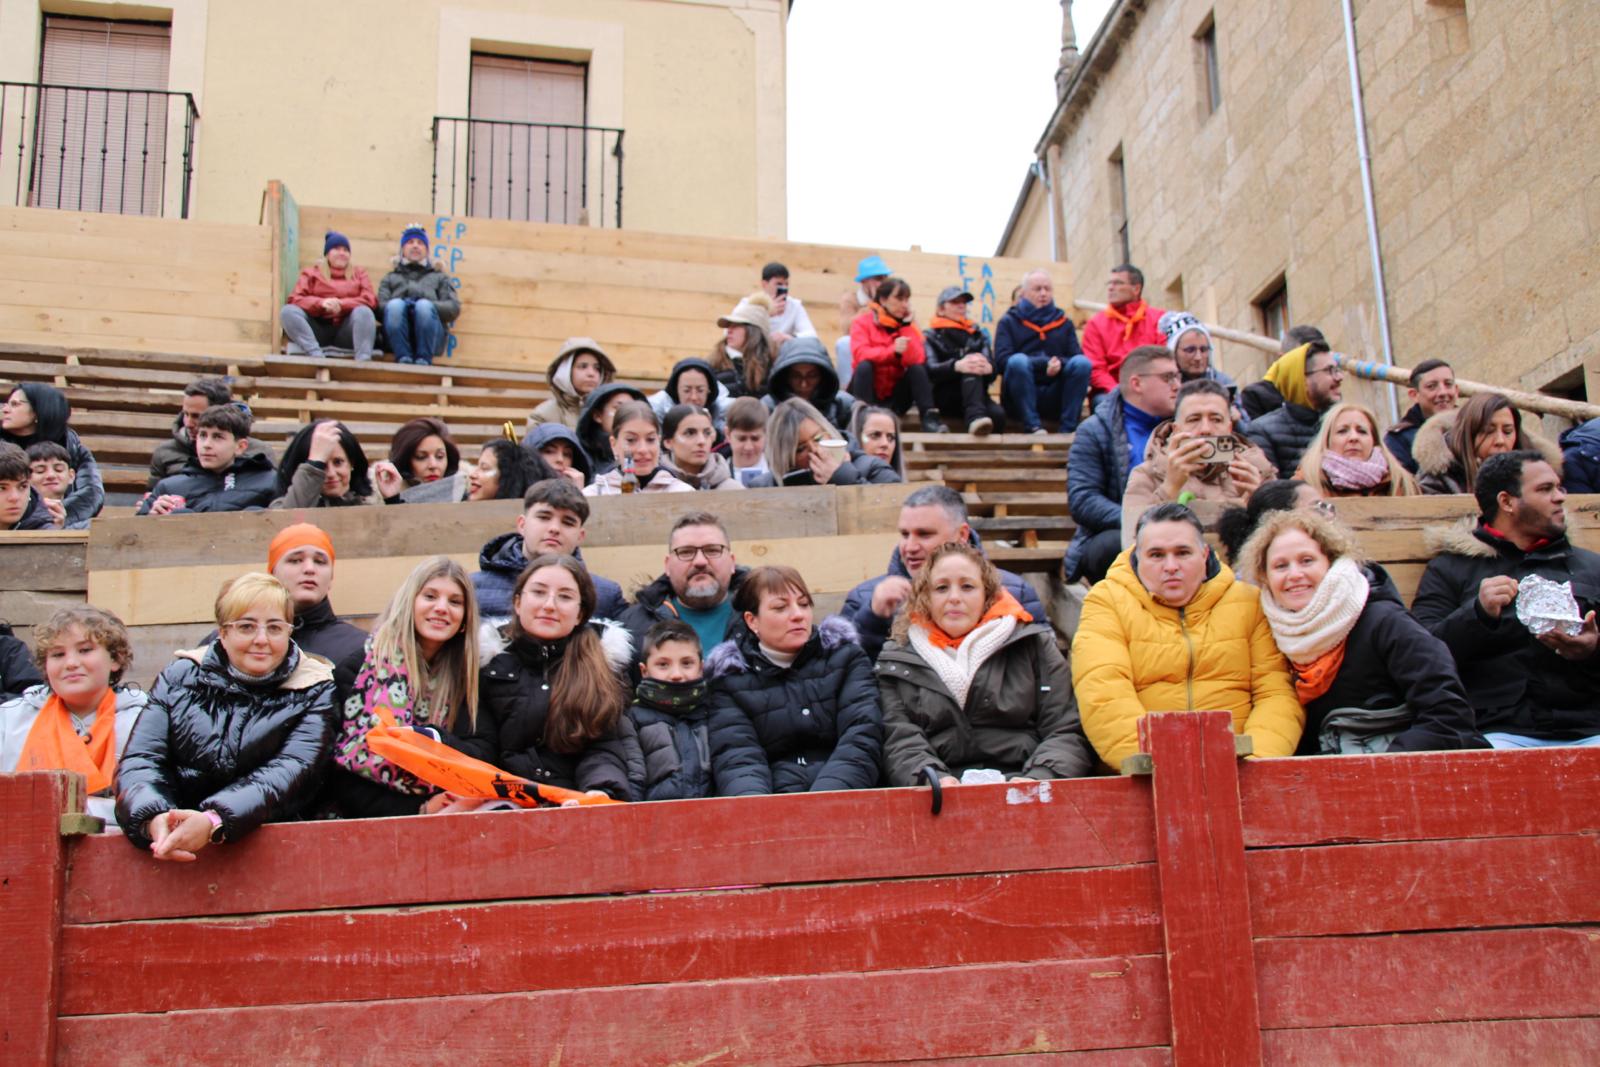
1082,265,1165,393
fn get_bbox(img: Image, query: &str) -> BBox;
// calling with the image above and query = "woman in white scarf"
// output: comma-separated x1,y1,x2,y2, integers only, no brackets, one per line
1238,510,1485,755
874,542,1094,788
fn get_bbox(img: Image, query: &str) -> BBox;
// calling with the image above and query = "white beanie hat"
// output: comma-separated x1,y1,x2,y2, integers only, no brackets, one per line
1160,310,1211,353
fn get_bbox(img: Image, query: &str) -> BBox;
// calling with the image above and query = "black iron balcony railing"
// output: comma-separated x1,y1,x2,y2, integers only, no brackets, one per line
0,81,198,218
431,116,623,227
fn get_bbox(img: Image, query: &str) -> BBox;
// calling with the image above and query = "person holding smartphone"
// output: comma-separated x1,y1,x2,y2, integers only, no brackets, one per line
761,261,816,348
1119,378,1274,549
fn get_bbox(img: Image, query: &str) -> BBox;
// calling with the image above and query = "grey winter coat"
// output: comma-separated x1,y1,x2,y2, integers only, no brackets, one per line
875,622,1094,785
1065,392,1132,580
1243,399,1323,480
376,259,461,321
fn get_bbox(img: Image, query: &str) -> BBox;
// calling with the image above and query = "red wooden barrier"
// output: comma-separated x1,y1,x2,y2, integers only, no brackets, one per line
4,714,1598,1066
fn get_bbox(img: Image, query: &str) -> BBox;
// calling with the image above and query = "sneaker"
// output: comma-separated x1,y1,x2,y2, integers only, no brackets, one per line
1029,427,1048,436
968,416,993,437
921,412,949,434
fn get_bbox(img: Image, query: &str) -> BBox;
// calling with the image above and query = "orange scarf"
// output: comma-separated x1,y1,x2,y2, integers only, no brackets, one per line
870,301,908,331
1291,643,1347,703
929,316,977,334
1104,300,1147,342
1021,315,1068,342
17,688,119,793
911,589,1034,652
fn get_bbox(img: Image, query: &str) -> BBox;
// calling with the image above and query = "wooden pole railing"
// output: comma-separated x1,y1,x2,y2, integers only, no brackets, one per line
1073,299,1600,422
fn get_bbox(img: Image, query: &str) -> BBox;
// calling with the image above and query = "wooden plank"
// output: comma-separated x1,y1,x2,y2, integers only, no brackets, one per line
62,777,1156,923
0,254,271,297
1247,834,1600,938
54,955,1169,1067
0,329,267,360
8,279,269,322
61,864,1163,1015
0,537,88,592
1261,1018,1600,1066
1140,711,1263,1066
0,306,272,345
1254,926,1600,1030
0,772,74,1065
1238,748,1600,847
0,589,85,627
833,1053,1172,1067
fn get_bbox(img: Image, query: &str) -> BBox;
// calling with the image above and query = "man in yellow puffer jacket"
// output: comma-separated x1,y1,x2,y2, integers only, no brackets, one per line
1072,502,1302,770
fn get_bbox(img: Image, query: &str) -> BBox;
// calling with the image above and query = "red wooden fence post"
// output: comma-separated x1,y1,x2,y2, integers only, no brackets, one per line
0,772,73,1064
1140,711,1262,1066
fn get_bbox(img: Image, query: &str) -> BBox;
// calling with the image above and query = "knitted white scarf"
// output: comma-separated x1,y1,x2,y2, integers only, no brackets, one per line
1258,556,1369,664
907,615,1018,708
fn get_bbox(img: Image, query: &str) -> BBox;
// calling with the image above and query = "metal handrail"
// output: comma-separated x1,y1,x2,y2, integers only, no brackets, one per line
430,115,623,227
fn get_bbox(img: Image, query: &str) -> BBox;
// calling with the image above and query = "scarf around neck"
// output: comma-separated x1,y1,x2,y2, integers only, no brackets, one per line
1105,299,1147,342
1259,556,1368,665
870,301,908,331
929,316,976,334
17,687,119,793
906,592,1030,709
1321,448,1391,492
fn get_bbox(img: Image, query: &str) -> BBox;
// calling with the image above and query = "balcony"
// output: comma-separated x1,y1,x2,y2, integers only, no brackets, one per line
431,116,623,227
0,81,198,218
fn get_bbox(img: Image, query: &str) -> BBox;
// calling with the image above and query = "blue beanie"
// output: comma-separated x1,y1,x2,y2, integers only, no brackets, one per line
400,225,429,254
323,231,350,256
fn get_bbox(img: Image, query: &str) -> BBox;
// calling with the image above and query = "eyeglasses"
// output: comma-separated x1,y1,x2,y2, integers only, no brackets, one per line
670,544,729,562
1306,364,1345,380
1177,344,1212,356
1140,371,1182,385
223,621,292,639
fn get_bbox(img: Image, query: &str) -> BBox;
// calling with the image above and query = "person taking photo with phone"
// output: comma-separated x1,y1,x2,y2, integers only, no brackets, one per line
1119,378,1274,549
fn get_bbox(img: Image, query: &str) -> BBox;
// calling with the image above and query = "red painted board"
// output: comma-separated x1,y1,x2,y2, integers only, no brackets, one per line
61,864,1164,1015
55,955,1173,1067
0,772,71,1065
1255,926,1600,1030
1141,712,1262,1067
1240,747,1600,848
1247,833,1600,938
64,776,1154,924
1263,1018,1600,1066
832,1052,1172,1067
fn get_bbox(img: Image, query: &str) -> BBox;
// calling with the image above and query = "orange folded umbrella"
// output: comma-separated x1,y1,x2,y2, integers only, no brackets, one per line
365,707,620,808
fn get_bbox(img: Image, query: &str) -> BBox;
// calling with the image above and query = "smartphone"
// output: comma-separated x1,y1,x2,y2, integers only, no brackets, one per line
1194,435,1239,465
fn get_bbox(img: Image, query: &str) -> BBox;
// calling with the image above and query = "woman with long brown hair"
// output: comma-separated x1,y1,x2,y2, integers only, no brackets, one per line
876,542,1093,787
707,293,776,398
451,553,635,799
1414,391,1558,494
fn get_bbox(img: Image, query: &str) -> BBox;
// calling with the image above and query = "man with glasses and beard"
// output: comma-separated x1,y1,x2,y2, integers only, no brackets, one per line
1245,340,1345,479
620,511,747,665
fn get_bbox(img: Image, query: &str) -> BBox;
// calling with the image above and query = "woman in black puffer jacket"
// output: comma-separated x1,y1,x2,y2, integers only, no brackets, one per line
450,553,636,799
704,565,883,795
743,397,901,487
117,573,336,858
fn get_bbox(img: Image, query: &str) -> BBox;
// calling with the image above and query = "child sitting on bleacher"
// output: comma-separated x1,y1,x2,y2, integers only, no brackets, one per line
0,442,58,530
2,382,103,526
26,441,77,529
583,402,695,496
522,424,593,489
137,403,278,515
724,396,770,487
529,339,617,433
623,619,719,801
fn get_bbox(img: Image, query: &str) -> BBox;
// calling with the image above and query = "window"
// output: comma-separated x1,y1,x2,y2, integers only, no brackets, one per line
34,16,171,216
467,54,588,222
1195,15,1221,115
1255,277,1289,342
1108,145,1130,265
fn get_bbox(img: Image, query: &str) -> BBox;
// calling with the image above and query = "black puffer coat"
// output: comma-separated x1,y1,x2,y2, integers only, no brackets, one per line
742,448,901,488
1413,521,1600,740
1243,399,1323,479
116,643,337,849
1297,565,1488,755
450,622,637,799
137,452,279,514
623,678,715,801
0,624,44,700
704,615,883,795
875,621,1094,785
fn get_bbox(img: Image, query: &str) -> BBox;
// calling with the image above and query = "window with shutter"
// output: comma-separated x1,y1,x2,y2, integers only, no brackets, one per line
467,54,587,222
34,16,172,216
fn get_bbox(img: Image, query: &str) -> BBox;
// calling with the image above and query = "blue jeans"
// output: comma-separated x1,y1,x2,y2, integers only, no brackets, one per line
1002,353,1092,432
384,298,444,363
1484,732,1600,748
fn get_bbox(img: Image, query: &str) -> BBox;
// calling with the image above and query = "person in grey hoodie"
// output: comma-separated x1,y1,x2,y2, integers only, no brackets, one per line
763,336,856,430
528,338,617,432
377,225,462,364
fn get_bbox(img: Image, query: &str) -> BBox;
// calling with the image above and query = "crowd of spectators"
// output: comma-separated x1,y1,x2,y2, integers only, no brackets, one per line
3,249,1599,865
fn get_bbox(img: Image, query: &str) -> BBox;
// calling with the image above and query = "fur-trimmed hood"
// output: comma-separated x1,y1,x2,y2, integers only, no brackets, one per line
704,614,857,678
1421,517,1500,560
1412,407,1563,478
484,617,632,671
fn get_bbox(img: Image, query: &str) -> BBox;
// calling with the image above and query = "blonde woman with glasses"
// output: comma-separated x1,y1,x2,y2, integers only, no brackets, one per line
117,572,337,861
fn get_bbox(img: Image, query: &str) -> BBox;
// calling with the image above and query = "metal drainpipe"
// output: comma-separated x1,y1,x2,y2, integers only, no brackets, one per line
1340,0,1399,421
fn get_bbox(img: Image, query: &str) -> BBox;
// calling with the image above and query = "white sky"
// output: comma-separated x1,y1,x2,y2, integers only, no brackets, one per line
786,0,1115,257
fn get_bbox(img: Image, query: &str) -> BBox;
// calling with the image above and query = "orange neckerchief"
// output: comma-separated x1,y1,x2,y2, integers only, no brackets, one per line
17,687,119,793
870,301,909,331
1104,300,1147,342
1291,642,1347,703
929,316,977,334
1021,315,1068,342
911,588,1034,652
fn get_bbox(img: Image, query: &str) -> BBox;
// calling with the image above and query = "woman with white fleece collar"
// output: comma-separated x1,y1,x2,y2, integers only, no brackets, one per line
1239,508,1486,756
527,338,617,432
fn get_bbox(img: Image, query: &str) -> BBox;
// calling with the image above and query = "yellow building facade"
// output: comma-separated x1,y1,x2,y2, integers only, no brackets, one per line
0,0,788,238
1001,0,1600,404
